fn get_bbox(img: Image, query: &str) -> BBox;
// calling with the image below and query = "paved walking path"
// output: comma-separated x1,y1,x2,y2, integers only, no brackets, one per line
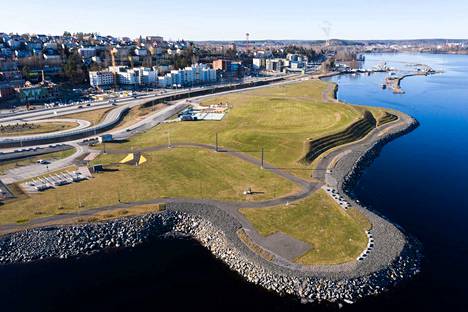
0,78,417,275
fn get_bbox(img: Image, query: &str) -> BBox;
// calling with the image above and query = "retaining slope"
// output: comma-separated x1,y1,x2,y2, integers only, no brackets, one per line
302,111,377,164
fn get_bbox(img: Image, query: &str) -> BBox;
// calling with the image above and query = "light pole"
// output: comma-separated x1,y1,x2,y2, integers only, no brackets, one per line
261,147,264,169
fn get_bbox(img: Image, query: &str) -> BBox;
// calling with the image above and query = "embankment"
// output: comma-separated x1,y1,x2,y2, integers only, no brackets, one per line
0,200,421,304
302,111,376,164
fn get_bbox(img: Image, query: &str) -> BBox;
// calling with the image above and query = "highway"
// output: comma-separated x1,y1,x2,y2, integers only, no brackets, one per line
0,75,298,183
0,77,285,149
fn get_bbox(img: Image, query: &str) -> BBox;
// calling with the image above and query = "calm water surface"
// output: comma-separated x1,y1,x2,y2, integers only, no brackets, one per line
1,53,467,311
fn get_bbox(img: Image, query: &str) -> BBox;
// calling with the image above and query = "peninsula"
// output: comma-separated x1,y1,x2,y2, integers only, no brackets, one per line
0,77,421,304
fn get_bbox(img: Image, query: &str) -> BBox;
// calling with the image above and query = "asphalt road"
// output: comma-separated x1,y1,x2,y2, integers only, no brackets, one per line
0,76,295,183
0,143,88,184
0,79,416,279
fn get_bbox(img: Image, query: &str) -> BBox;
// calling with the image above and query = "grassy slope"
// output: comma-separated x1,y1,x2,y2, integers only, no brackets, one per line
0,122,78,137
0,148,297,225
100,80,376,180
113,103,168,130
240,190,369,265
63,107,112,125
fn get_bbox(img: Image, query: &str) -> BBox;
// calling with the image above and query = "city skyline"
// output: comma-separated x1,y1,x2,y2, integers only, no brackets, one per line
1,0,468,40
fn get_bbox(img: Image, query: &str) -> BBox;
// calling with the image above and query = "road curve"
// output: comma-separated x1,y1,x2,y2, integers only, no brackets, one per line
0,119,92,140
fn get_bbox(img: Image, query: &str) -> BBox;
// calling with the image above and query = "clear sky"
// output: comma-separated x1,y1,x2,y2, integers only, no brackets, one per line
1,0,467,40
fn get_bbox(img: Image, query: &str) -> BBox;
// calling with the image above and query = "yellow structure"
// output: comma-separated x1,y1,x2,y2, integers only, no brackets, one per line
120,153,134,164
120,153,147,166
138,155,147,165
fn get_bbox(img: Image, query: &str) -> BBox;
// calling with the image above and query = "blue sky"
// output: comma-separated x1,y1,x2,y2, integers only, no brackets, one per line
1,0,467,40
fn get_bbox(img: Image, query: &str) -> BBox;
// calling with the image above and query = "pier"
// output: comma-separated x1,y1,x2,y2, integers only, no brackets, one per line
385,66,437,94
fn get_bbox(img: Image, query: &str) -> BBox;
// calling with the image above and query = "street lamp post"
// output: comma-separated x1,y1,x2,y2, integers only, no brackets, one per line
261,147,264,169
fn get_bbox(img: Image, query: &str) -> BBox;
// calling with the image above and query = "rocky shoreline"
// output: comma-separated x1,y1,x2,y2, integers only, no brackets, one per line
0,201,422,305
0,109,422,305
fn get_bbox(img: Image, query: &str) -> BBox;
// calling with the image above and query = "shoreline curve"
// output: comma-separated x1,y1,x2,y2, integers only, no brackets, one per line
0,79,423,304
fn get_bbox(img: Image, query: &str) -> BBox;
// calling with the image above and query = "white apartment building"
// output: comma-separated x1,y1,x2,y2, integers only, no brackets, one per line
115,67,158,85
90,64,214,88
252,58,266,70
266,59,284,72
158,64,217,88
89,71,115,87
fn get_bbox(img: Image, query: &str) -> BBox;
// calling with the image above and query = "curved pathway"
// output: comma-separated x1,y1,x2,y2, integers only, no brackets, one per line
0,109,414,277
0,76,419,283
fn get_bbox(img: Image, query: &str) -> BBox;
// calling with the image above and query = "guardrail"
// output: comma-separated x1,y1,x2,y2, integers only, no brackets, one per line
0,77,285,149
0,144,73,162
0,106,130,148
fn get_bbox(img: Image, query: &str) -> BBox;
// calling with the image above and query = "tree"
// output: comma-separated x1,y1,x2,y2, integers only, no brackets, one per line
64,51,86,84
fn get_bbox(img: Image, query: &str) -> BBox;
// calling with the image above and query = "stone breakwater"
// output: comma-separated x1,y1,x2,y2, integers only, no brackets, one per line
0,202,422,304
342,118,420,200
0,114,422,304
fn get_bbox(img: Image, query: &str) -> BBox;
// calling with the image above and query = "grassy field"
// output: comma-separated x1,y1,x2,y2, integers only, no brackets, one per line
114,103,168,130
240,190,369,265
63,107,112,125
0,148,297,225
0,80,385,267
0,149,76,175
99,80,387,180
0,122,78,137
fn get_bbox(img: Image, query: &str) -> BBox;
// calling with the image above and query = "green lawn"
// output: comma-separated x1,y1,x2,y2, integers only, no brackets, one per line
240,190,369,265
0,148,297,225
99,80,377,179
0,80,384,266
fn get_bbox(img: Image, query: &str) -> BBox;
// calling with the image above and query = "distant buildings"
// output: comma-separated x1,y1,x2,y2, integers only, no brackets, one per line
146,36,164,44
265,58,284,72
109,66,158,86
158,64,216,88
78,47,97,59
0,83,15,100
252,58,266,70
89,63,216,89
212,59,244,79
252,53,307,74
89,70,114,88
16,81,59,103
213,59,231,71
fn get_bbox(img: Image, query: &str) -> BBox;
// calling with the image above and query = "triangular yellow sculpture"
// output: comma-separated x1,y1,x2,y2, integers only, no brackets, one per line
138,155,147,165
120,153,134,164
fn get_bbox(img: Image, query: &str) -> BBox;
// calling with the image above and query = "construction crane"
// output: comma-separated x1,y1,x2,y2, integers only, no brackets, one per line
108,47,118,91
245,33,250,51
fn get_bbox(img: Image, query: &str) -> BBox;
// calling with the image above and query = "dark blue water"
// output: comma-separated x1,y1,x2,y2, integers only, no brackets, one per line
325,53,468,310
1,53,467,311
